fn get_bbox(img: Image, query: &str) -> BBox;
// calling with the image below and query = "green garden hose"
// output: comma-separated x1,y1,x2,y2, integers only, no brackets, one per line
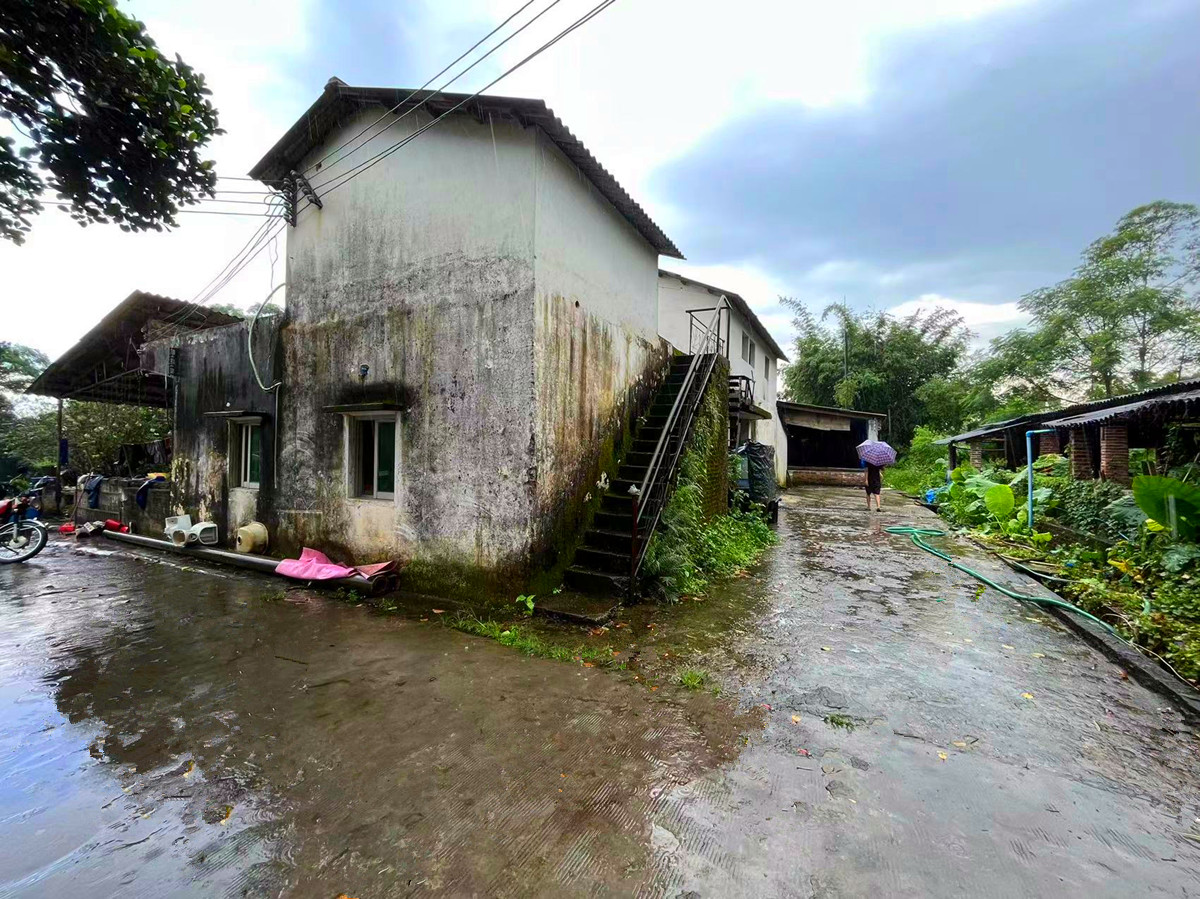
884,525,1119,637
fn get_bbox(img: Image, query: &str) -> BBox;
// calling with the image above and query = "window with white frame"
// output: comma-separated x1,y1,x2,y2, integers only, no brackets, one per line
347,415,397,499
238,422,262,488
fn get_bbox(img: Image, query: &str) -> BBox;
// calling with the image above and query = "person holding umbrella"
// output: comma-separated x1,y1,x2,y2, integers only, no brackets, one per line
856,440,896,512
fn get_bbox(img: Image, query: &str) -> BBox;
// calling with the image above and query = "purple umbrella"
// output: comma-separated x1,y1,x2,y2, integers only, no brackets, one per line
857,440,897,467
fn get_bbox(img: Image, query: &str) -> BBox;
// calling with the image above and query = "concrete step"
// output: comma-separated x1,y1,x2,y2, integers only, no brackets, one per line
533,591,618,626
618,464,648,483
600,491,634,512
623,451,654,468
574,546,631,574
583,527,634,553
564,566,628,595
610,478,640,498
593,510,633,531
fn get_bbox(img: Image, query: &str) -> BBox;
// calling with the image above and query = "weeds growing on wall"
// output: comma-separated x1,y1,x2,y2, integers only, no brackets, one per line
640,373,777,600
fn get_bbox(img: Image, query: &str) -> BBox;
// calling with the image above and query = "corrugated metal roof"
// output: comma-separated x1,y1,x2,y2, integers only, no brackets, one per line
935,416,1029,445
937,377,1200,443
26,291,241,406
658,269,788,361
250,79,682,259
1046,387,1200,427
777,400,888,420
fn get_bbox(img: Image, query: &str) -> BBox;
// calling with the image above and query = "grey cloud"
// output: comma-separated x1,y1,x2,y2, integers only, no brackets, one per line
652,0,1200,312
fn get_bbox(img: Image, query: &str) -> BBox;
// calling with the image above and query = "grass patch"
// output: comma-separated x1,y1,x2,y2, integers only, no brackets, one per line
449,614,612,666
259,588,288,603
677,667,711,691
824,713,857,731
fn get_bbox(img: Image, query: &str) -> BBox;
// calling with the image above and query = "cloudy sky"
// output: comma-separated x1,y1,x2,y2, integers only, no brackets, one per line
3,0,1198,360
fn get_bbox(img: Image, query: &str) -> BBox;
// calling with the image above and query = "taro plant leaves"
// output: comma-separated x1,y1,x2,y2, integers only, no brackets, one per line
984,484,1015,520
1132,475,1200,540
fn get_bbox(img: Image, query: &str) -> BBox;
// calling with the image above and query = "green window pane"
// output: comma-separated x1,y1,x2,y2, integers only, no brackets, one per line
376,421,396,494
359,420,374,495
247,425,262,484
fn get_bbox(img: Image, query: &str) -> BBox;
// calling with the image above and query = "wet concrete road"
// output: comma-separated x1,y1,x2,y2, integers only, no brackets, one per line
642,488,1200,897
0,542,742,897
1,489,1199,897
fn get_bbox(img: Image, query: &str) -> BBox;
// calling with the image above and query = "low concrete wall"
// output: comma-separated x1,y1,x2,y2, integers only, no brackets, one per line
76,480,174,537
787,467,866,488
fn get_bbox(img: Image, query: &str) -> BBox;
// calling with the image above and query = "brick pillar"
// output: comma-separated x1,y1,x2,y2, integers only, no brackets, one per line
1038,431,1063,455
1068,432,1092,480
968,440,983,469
1100,424,1130,486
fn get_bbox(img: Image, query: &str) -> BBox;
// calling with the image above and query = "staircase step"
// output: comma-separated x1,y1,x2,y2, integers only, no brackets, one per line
574,546,632,573
618,464,648,482
583,527,635,552
623,451,654,468
601,492,635,512
594,510,633,531
564,566,629,595
611,478,640,496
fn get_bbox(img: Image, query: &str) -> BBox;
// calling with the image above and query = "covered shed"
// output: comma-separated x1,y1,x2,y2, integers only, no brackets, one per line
26,291,241,407
938,379,1200,483
777,401,888,487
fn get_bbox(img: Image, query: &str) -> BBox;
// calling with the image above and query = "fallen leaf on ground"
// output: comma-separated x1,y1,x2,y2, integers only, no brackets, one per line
582,662,594,668
964,639,973,643
761,703,773,711
1032,652,1046,658
952,741,967,748
650,686,658,691
797,748,811,757
1022,692,1035,699
937,751,948,761
1002,644,1015,650
820,647,832,652
432,609,445,614
791,715,802,724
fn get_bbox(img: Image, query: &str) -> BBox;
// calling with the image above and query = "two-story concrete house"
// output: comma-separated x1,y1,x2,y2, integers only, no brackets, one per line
163,79,684,592
657,270,789,482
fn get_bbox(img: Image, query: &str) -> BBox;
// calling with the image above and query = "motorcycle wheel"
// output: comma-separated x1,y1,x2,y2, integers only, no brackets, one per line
0,520,48,564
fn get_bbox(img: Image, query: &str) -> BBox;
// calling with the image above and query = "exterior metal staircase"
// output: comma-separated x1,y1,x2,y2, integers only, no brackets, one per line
563,297,730,597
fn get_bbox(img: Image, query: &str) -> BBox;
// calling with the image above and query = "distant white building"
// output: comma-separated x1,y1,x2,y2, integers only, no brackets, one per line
657,270,790,483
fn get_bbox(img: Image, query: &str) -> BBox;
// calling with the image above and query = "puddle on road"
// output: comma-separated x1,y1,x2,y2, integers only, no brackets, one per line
0,541,754,897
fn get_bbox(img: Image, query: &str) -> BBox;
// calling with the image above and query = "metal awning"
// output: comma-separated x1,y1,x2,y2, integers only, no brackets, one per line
26,291,241,407
1046,387,1200,428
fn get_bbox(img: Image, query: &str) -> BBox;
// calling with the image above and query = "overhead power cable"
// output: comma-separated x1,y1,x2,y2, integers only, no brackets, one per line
302,0,543,177
313,0,618,198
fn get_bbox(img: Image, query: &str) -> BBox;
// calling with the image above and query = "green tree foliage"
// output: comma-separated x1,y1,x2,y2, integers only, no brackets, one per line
0,0,222,243
2,400,170,474
975,201,1200,403
780,299,971,447
0,340,48,418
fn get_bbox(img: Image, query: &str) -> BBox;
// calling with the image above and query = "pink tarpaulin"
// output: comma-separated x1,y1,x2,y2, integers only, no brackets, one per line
276,548,358,581
275,548,402,582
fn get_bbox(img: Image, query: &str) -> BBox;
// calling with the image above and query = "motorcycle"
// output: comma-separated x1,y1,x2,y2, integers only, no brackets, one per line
0,488,49,564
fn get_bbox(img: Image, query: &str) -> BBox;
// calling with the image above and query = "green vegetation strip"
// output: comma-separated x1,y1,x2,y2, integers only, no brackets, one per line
449,614,613,665
885,525,1119,636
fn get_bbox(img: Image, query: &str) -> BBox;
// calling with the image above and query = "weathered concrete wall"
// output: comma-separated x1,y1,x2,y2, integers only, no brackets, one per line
145,319,281,546
530,131,667,574
272,108,540,590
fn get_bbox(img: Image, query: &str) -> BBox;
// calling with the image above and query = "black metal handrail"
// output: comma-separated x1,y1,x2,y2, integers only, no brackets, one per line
629,296,730,592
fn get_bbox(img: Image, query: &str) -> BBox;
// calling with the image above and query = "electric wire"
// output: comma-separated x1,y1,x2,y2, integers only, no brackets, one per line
312,0,617,198
301,0,543,177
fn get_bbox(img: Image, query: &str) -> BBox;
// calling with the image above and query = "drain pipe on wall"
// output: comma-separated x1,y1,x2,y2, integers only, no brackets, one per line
249,282,286,489
1026,429,1056,527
